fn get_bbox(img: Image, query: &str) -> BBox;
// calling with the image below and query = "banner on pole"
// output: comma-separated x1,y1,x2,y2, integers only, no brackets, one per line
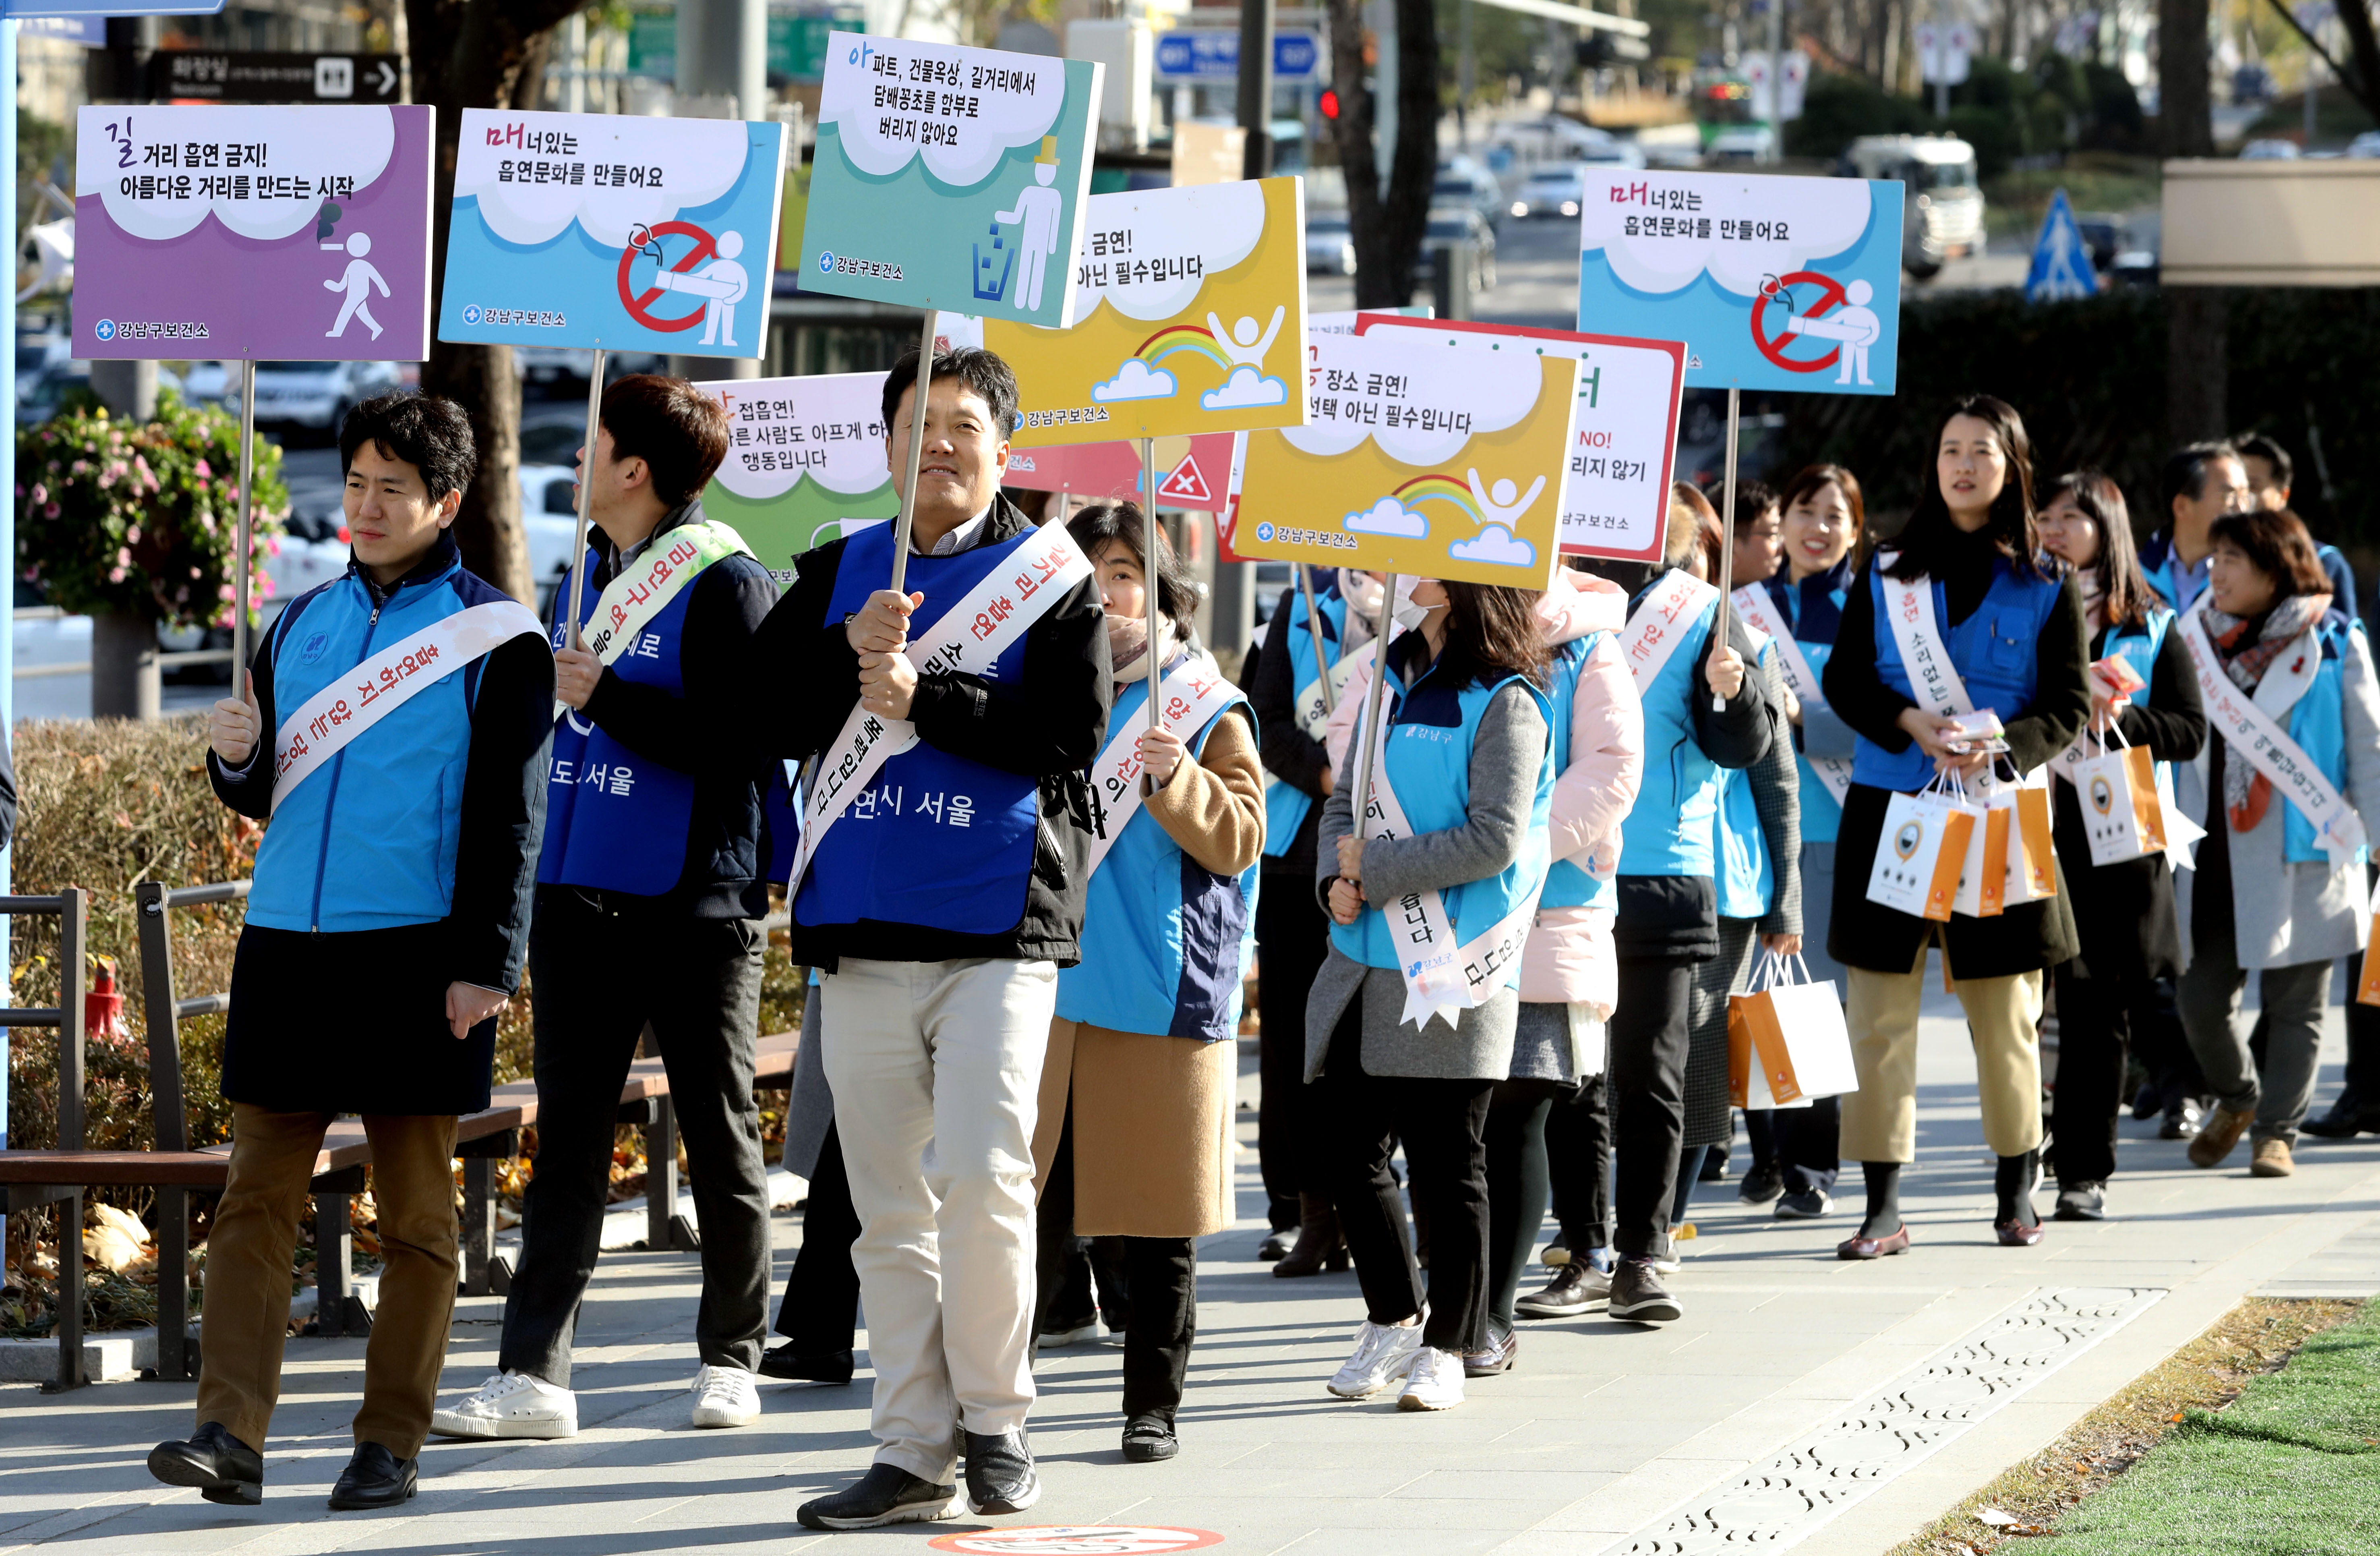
438,108,787,357
72,104,435,360
1355,314,1684,564
799,34,1101,327
1576,169,1904,396
688,373,898,581
937,177,1310,445
1228,330,1574,588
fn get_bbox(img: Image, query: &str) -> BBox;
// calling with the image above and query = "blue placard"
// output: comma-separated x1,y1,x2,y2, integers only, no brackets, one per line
2024,187,2099,303
1576,170,1904,396
1154,29,1321,83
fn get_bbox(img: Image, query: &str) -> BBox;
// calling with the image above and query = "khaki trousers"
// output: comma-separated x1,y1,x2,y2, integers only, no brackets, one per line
1840,944,2044,1163
196,1104,459,1457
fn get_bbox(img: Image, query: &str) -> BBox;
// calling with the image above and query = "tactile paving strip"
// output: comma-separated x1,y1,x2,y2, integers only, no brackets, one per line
1607,1285,2166,1555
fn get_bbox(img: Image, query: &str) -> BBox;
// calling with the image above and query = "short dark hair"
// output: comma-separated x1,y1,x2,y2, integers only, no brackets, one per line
2208,507,2331,600
338,391,476,503
2043,468,2155,631
1730,479,1779,528
882,346,1020,440
600,374,729,508
2233,431,2293,489
2157,440,2239,521
1068,502,1201,629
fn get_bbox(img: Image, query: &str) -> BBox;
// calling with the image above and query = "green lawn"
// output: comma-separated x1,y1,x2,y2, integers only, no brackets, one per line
2022,1301,2380,1554
1984,154,2163,243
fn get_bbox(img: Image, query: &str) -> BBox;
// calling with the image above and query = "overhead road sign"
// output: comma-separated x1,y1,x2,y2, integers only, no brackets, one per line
1153,30,1321,83
148,52,403,104
1469,0,1649,37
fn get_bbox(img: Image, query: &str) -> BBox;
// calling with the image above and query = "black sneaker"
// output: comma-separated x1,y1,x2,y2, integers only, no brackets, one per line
2160,1098,2206,1141
1607,1259,1683,1324
2054,1182,2107,1221
147,1421,264,1506
2301,1090,2375,1140
757,1344,855,1384
797,1463,960,1530
962,1428,1040,1515
1514,1259,1610,1318
1775,1187,1834,1220
1121,1413,1178,1462
1738,1160,1786,1206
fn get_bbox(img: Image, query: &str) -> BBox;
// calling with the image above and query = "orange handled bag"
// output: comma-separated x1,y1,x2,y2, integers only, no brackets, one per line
1728,953,1860,1110
1867,773,1981,923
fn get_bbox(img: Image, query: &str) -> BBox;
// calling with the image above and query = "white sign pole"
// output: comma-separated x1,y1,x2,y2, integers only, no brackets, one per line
1711,385,1740,712
1142,436,1163,745
567,348,607,650
887,311,937,596
1298,561,1335,715
234,358,257,699
1348,569,1399,838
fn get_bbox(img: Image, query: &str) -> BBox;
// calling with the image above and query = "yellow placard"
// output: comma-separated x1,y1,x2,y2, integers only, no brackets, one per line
948,176,1310,446
1230,331,1574,589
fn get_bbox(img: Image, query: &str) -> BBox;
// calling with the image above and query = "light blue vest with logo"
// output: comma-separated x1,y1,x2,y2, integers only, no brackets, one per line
1851,559,2067,792
250,553,500,933
538,545,702,895
1715,635,1779,919
792,522,1043,934
1330,653,1555,978
1618,580,1726,877
1264,582,1347,857
1540,633,1616,911
1058,670,1259,1039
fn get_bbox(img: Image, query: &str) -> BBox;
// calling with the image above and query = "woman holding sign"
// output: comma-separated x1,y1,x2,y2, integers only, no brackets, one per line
2169,507,2380,1179
1309,578,1554,1412
1821,396,2091,1258
1029,502,1264,1464
2034,470,2204,1220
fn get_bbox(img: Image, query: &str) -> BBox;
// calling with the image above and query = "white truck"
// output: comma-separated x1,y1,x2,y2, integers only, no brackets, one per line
1839,135,1986,280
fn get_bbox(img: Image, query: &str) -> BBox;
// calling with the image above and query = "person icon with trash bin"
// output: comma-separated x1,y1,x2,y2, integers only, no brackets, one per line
993,137,1066,313
648,230,752,350
324,231,390,342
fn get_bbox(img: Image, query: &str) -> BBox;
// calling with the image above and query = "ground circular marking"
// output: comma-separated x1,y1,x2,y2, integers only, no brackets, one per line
925,1525,1223,1554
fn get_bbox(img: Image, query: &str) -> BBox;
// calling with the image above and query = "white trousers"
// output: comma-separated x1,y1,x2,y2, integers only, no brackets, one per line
820,956,1055,1482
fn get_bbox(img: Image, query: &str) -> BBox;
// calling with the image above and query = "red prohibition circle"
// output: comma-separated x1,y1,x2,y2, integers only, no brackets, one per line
615,220,717,333
1749,268,1847,375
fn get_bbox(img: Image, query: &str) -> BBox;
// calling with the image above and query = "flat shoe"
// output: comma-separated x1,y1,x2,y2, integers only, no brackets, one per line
1994,1218,2047,1247
1835,1226,1912,1260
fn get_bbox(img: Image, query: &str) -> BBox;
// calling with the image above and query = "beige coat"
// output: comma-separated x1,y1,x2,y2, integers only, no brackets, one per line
1031,704,1267,1237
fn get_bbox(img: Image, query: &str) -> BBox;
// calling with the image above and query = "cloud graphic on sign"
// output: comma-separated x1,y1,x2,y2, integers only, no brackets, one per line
453,109,754,247
1065,180,1269,325
1202,366,1288,410
1091,359,1179,402
1577,173,1875,299
81,104,398,243
1448,524,1537,568
1344,498,1430,539
697,370,893,502
822,37,1067,189
1283,334,1556,468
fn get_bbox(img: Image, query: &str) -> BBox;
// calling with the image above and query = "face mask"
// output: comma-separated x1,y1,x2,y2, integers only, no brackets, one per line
1392,575,1443,631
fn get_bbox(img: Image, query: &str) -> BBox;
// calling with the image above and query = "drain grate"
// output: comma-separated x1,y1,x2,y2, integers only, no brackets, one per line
1606,1285,2166,1555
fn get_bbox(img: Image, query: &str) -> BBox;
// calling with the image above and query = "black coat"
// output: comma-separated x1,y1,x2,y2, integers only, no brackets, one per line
1248,577,1336,880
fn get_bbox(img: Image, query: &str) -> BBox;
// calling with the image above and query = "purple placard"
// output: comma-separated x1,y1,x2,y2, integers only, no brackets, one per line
73,104,434,362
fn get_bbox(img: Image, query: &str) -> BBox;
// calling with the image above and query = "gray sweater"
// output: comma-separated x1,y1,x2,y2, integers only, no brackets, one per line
1305,679,1550,1082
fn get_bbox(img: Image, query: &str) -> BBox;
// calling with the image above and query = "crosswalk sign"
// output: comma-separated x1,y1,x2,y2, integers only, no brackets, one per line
2024,188,2099,303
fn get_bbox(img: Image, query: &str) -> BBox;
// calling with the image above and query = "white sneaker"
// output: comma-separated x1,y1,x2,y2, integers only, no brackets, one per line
689,1363,762,1428
429,1371,578,1440
1397,1347,1466,1411
1327,1318,1424,1399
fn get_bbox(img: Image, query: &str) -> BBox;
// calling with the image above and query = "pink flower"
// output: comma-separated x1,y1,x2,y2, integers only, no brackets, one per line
116,548,132,568
27,484,45,506
108,567,127,584
219,583,236,600
189,566,203,579
44,504,60,519
126,526,143,545
194,460,213,479
70,460,88,475
175,586,190,603
259,578,277,598
267,538,282,557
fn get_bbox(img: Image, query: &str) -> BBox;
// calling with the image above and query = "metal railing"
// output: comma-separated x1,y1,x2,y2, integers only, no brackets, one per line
0,890,92,1391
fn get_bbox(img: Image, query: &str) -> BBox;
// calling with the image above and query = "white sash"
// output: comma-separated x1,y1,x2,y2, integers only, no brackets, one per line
1298,638,1371,741
788,521,1094,891
1878,558,1977,718
1620,570,1718,697
555,519,755,719
1083,651,1245,879
2176,599,2365,866
272,599,545,813
1732,582,1851,804
1357,700,1538,1033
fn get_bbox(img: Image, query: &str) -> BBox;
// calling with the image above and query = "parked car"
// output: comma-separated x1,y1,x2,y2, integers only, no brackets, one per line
1707,125,1775,164
1305,211,1357,275
2074,212,2126,273
1838,134,1986,279
519,462,589,615
181,361,230,405
1511,164,1587,220
1414,207,1499,294
1578,140,1649,170
2349,131,2380,158
225,359,402,438
1433,155,1507,230
14,360,186,425
2239,138,2301,160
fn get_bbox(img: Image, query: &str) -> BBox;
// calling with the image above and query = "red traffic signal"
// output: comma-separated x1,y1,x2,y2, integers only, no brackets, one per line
1319,87,1341,119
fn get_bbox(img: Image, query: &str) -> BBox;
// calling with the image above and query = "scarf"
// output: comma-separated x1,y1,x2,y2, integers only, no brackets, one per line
2204,591,2331,832
1107,613,1178,687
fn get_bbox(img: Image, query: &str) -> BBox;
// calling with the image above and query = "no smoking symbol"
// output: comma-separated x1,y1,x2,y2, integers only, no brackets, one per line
927,1526,1223,1554
615,220,718,334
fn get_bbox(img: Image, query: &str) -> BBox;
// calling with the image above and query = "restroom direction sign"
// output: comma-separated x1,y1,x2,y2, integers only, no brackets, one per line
148,51,403,104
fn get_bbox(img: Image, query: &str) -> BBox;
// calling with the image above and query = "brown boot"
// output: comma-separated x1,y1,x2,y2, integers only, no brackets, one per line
1271,1192,1348,1277
2250,1137,2295,1177
2189,1104,2254,1168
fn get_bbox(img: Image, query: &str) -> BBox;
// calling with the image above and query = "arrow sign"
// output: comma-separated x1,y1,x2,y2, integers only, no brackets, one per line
372,60,399,97
145,51,405,104
2024,187,2100,303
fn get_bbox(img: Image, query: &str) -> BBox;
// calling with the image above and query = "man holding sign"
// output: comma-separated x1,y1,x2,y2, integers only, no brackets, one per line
751,346,1109,1530
150,394,552,1512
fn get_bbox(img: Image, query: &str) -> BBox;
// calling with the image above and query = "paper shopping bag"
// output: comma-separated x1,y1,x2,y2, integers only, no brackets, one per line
1868,781,1978,922
1953,780,2010,918
2158,760,2206,870
2000,767,2058,905
1729,955,1860,1108
2077,729,2166,866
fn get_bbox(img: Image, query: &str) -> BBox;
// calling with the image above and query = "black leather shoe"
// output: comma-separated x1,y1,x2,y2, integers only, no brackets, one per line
1256,1229,1294,1262
1121,1413,1179,1462
757,1343,855,1384
962,1428,1040,1515
2301,1090,2376,1140
327,1442,416,1510
147,1421,263,1506
1738,1160,1785,1205
1606,1258,1682,1324
797,1463,960,1529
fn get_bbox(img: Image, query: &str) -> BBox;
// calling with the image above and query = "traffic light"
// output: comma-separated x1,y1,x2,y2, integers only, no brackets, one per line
1320,87,1340,119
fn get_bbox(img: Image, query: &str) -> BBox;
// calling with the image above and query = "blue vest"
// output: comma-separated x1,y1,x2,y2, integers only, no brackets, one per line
1263,578,1346,857
1765,562,1850,844
1331,649,1554,976
1617,578,1726,877
1539,634,1616,911
249,550,509,934
537,546,702,895
1715,635,1778,919
791,523,1043,934
1851,559,2067,792
2140,531,2198,615
1057,671,1259,1039
2269,613,2365,864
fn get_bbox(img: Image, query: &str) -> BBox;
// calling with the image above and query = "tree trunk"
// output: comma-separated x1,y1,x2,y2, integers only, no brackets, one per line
2167,288,2227,445
2157,0,2214,156
2337,0,2380,120
90,610,161,721
1327,0,1439,308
